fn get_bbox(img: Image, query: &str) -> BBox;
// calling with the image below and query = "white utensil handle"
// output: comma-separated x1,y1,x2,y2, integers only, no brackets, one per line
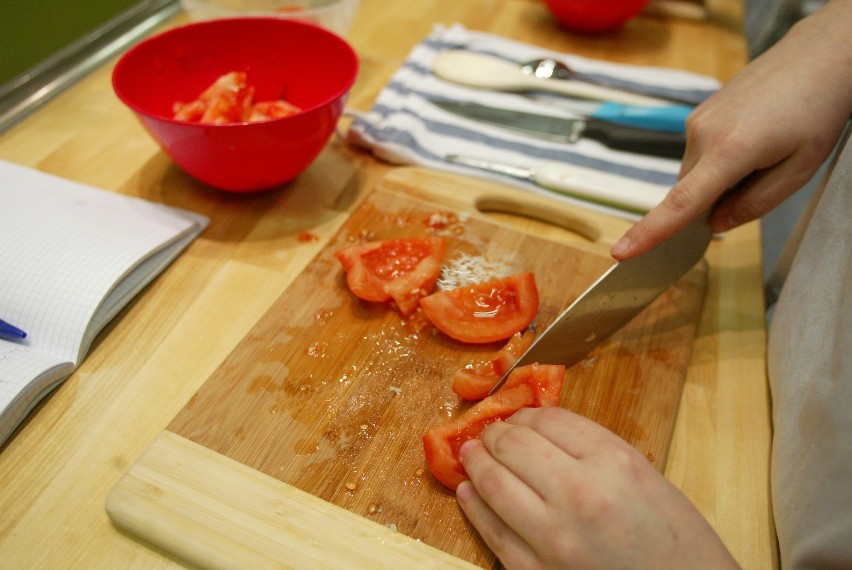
533,78,671,107
533,162,670,213
432,51,671,107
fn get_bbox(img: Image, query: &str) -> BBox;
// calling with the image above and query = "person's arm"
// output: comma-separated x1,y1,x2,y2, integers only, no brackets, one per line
456,407,740,569
611,0,852,261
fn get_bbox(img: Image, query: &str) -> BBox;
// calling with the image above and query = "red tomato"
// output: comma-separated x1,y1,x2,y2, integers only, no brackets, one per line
451,364,499,401
424,363,565,490
424,383,535,490
334,236,446,316
500,361,565,407
452,331,536,400
249,99,301,121
419,273,539,344
173,71,301,124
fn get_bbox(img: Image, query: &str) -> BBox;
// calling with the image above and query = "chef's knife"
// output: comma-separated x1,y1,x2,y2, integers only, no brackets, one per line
487,209,713,395
432,100,686,159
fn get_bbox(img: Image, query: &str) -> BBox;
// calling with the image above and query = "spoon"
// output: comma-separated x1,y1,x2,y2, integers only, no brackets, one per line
521,58,699,105
432,51,672,107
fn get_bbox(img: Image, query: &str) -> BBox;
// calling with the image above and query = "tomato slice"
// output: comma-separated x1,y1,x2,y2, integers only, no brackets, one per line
334,236,445,316
492,330,536,376
424,383,535,490
173,71,301,124
452,330,536,400
424,363,565,490
500,362,565,407
249,99,301,121
419,272,539,344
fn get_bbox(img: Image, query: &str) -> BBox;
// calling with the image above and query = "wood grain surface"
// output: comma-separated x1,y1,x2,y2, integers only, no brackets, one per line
109,175,706,568
3,1,779,568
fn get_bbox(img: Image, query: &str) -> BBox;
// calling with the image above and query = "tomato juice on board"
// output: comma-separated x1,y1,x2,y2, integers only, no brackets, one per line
332,217,568,491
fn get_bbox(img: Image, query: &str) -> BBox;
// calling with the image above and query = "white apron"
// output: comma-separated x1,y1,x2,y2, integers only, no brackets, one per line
768,125,852,569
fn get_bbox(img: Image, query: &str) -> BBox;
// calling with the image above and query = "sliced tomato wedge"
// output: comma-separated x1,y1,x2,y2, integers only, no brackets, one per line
419,272,539,344
452,330,536,400
174,71,255,124
424,363,565,490
334,236,445,316
173,71,301,124
424,383,535,490
249,99,301,121
499,361,565,407
492,330,536,377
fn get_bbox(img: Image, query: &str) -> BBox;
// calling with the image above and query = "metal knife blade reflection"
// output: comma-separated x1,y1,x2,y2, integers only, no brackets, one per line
487,209,713,395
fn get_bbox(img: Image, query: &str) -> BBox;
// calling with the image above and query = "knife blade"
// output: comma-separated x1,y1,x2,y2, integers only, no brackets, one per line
432,100,686,159
487,209,713,395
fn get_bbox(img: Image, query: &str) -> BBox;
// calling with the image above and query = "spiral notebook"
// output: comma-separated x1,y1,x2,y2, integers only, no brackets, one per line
0,160,209,446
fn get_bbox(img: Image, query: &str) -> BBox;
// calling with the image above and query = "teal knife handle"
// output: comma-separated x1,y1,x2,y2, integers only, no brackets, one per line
590,101,692,133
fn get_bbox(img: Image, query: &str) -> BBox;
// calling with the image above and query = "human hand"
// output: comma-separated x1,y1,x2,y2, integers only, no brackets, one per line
456,407,739,569
611,1,852,260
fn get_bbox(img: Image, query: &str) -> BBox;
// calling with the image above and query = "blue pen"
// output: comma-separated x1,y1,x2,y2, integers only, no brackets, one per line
0,319,27,341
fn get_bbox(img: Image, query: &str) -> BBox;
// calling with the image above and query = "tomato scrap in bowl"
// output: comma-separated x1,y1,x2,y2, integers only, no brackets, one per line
424,363,566,490
173,71,301,124
419,272,539,344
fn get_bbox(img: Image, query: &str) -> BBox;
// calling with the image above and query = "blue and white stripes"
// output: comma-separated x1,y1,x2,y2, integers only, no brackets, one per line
347,24,720,218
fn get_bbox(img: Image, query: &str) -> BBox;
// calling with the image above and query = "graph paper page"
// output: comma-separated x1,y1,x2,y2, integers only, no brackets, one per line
0,160,208,443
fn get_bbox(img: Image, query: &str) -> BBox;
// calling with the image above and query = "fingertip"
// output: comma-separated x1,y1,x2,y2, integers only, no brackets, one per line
610,236,631,260
456,479,474,501
459,438,481,462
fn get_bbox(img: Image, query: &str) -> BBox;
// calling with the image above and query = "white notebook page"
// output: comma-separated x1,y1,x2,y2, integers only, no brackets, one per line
0,160,208,444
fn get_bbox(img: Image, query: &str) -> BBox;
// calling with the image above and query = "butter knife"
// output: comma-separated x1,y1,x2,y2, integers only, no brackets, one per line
446,154,669,213
488,209,712,395
432,99,687,159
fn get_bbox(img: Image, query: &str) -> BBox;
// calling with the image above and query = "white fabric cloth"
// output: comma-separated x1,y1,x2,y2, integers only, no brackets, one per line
768,125,852,569
347,24,720,219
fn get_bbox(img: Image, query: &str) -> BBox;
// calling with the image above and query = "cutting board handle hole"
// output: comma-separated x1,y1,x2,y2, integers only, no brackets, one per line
475,196,602,243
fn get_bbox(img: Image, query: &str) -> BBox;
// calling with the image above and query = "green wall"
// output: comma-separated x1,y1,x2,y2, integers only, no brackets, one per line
0,0,143,85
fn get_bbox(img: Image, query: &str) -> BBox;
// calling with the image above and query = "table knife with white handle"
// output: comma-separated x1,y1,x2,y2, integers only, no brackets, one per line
446,154,670,213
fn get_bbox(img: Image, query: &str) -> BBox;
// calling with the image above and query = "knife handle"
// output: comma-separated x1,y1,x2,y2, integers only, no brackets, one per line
533,161,670,213
590,101,691,133
584,120,687,159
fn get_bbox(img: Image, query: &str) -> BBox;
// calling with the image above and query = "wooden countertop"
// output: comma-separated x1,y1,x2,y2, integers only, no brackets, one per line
0,0,776,568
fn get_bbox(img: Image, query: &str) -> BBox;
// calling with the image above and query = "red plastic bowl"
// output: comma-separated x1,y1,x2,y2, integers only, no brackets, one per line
542,0,651,34
112,17,359,192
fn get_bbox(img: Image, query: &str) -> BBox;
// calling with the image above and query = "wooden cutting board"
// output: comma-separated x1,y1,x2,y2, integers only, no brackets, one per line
107,169,707,569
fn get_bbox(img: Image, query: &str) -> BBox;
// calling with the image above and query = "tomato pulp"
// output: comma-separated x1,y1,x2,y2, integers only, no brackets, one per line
173,71,301,124
423,363,565,490
419,272,539,344
335,236,446,316
452,331,536,400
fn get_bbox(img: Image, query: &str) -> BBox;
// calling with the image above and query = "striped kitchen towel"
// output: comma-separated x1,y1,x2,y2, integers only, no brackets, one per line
347,24,721,218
